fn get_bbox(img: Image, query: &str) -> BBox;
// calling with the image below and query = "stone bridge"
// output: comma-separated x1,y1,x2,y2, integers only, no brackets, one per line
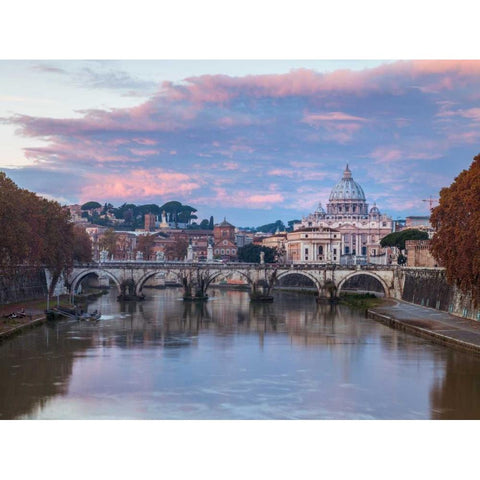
67,261,405,302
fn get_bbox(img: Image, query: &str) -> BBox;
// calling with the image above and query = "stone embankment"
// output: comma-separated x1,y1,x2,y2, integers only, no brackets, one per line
0,312,47,342
369,299,480,355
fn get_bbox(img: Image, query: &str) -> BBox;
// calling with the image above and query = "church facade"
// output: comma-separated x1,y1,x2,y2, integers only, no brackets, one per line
287,165,393,265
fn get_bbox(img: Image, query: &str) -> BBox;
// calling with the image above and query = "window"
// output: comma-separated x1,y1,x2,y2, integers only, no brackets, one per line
221,249,224,254
361,246,367,255
226,249,230,254
305,248,309,255
318,246,323,255
223,240,228,245
333,248,337,255
345,246,350,254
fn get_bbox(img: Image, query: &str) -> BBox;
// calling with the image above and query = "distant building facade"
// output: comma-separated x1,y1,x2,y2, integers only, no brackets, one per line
213,218,237,261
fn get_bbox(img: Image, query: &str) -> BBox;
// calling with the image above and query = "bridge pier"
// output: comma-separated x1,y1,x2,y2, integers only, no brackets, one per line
181,270,209,301
249,268,278,302
118,279,144,301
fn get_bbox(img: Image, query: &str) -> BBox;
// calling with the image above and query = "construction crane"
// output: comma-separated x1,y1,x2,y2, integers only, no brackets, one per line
422,196,438,210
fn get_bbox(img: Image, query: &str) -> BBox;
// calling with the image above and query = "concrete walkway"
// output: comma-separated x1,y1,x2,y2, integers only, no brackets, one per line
369,299,480,355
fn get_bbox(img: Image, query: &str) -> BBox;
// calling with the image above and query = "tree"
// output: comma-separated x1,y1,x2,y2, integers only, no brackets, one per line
380,229,428,250
256,220,285,233
199,219,210,229
164,238,188,261
430,153,480,300
99,228,118,257
208,216,214,230
81,201,101,211
237,244,277,263
287,219,300,232
137,234,156,260
72,225,92,263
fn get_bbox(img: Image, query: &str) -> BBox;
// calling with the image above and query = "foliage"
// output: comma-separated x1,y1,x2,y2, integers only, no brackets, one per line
164,238,188,261
72,225,92,263
81,201,102,210
99,228,118,256
256,220,285,233
397,253,407,265
237,244,277,263
137,234,156,259
430,153,480,300
380,229,428,250
0,172,77,293
287,219,300,232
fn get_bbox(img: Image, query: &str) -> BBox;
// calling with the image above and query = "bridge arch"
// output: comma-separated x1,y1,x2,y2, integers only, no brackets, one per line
275,270,322,294
70,269,122,294
135,270,183,296
336,271,390,297
205,269,253,290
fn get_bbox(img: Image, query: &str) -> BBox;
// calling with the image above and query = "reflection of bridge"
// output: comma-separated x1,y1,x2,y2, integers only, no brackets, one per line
68,262,405,301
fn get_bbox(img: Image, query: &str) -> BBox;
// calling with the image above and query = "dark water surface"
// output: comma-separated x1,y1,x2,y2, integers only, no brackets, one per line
1,288,480,419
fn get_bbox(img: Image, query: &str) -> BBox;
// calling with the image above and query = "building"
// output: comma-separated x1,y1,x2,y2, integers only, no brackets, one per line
144,213,157,232
213,218,237,261
285,227,341,263
405,239,439,267
291,165,393,265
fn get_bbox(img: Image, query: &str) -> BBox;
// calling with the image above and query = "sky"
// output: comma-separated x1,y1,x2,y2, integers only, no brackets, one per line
1,59,479,227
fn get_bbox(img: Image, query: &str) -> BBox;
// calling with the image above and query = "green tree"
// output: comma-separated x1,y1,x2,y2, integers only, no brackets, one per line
237,244,277,263
256,220,285,233
380,229,428,250
430,153,480,300
81,201,102,210
208,216,214,230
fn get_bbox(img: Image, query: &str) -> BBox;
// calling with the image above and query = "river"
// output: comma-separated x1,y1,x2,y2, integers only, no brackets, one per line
1,288,480,419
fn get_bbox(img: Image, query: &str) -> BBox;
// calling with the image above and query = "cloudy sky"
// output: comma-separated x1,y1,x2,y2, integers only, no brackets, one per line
1,59,479,226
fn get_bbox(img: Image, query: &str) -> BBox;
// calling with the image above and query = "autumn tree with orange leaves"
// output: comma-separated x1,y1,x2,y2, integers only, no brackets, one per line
430,153,480,301
0,172,91,293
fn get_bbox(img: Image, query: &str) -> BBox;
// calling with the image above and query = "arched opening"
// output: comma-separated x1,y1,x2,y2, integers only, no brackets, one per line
136,271,182,296
275,272,320,294
206,270,251,291
337,273,388,297
71,270,121,295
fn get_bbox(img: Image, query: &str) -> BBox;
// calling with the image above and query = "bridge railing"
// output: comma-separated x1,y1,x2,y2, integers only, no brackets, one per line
73,261,399,271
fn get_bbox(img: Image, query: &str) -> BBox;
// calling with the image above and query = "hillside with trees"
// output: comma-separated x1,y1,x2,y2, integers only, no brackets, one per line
80,199,202,230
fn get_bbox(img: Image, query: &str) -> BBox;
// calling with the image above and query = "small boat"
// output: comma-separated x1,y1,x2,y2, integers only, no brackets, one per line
78,310,101,321
52,306,101,321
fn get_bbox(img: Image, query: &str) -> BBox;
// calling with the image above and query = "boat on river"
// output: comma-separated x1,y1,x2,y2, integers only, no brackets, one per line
51,306,101,321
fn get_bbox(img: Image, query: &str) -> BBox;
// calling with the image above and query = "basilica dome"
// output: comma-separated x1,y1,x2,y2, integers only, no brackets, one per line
329,165,366,202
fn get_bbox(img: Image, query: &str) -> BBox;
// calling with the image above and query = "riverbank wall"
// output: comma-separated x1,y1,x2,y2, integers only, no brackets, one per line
0,267,48,304
400,268,479,321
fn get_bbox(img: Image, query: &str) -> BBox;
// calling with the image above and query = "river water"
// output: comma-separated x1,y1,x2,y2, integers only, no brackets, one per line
1,288,480,420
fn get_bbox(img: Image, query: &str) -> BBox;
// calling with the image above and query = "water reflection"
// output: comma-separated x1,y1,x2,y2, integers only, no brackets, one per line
1,288,480,419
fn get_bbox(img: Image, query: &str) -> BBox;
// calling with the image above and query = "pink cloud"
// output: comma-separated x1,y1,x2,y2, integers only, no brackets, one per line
80,169,200,202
